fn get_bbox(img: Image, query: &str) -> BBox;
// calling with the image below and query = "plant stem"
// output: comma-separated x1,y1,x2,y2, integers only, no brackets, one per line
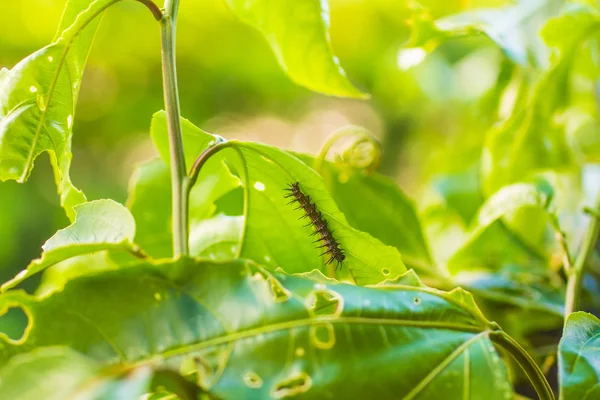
489,331,555,400
135,0,163,20
161,0,188,257
188,141,232,190
564,197,600,321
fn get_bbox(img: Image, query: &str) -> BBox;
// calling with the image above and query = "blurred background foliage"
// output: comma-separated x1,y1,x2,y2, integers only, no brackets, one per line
0,0,510,283
2,1,600,395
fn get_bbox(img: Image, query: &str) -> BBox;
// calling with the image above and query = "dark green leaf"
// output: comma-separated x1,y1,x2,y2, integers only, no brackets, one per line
455,265,564,316
0,258,513,398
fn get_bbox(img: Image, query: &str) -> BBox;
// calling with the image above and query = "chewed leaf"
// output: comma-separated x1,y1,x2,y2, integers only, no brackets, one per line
0,0,117,219
0,258,511,399
0,44,85,219
224,0,367,98
231,142,406,285
1,200,137,292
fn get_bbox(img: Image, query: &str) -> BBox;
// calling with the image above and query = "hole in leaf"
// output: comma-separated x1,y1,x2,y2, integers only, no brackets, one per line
382,268,390,275
192,356,215,390
253,181,266,191
243,371,263,389
0,305,30,342
268,276,290,303
310,322,336,349
305,289,343,318
295,347,305,357
413,296,421,305
250,268,290,303
272,373,312,398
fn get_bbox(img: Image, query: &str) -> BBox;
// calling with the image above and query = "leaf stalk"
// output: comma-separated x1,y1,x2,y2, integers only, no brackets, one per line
563,197,600,321
489,330,555,400
161,0,188,257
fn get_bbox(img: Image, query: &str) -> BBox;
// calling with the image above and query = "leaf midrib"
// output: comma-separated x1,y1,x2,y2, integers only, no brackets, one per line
132,316,484,367
22,0,121,180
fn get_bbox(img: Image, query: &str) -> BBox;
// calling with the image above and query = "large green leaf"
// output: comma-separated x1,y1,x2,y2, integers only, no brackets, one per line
1,199,138,292
558,312,600,400
0,258,514,398
0,0,119,219
230,142,406,284
224,0,366,98
127,111,240,259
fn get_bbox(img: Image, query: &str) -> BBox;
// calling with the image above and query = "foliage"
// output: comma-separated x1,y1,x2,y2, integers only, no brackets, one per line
0,0,599,399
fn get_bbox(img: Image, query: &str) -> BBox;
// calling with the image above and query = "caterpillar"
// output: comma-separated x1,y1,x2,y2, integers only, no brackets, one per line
284,182,345,270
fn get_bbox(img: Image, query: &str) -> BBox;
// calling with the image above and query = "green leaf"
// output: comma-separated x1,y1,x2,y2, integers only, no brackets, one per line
128,111,240,259
0,0,116,219
189,215,243,260
1,199,137,292
558,312,600,400
448,182,553,273
409,0,563,68
231,142,406,285
224,0,367,98
0,259,513,398
455,265,564,316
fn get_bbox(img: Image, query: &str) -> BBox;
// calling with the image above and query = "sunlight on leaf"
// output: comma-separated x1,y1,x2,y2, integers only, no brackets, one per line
1,199,137,292
225,0,367,98
0,0,120,219
231,142,406,285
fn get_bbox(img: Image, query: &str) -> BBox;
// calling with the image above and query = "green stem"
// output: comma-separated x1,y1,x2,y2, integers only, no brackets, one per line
564,198,600,321
135,0,163,20
489,331,555,400
188,141,233,190
161,0,188,257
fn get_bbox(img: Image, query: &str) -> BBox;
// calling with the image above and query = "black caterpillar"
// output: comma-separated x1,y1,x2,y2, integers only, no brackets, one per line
284,182,345,269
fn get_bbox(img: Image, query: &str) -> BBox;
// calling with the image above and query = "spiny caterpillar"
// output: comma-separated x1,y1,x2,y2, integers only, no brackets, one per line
284,182,345,270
